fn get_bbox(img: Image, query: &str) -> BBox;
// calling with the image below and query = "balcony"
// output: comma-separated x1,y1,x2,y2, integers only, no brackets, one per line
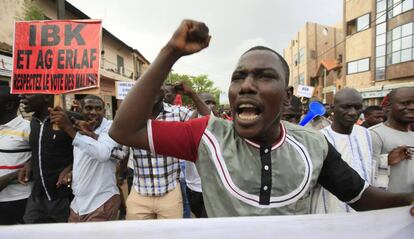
100,58,134,82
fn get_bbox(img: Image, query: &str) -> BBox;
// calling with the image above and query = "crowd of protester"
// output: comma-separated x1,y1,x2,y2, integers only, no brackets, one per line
1,19,414,225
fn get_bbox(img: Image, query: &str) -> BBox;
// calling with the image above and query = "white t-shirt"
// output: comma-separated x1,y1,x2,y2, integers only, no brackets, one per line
185,161,202,192
0,116,32,202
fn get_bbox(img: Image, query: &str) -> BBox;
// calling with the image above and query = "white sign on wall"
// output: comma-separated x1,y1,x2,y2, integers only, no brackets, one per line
0,54,12,77
116,81,135,100
361,90,390,99
297,85,314,98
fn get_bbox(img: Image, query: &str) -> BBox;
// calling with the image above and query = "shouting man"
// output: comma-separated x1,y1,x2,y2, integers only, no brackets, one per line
110,20,414,217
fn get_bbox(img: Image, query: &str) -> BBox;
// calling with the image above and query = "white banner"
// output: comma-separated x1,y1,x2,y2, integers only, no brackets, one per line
115,81,135,100
297,85,314,98
0,206,413,239
219,91,229,105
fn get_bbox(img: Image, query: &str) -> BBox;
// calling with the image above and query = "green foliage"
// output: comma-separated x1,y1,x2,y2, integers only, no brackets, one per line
167,72,221,105
23,0,45,20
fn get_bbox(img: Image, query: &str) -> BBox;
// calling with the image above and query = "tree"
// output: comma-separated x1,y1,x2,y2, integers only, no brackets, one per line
23,0,45,21
167,73,220,106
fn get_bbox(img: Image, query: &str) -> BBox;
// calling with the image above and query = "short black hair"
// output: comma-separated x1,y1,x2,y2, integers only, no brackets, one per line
80,94,104,107
388,87,414,103
363,105,383,116
242,46,290,85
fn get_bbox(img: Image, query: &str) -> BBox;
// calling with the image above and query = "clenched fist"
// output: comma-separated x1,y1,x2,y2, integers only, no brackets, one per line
166,19,211,57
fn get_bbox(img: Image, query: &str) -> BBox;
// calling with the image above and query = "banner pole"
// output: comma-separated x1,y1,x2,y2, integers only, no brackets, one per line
52,0,66,131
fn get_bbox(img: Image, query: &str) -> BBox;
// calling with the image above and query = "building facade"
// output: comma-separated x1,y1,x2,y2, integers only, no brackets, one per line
283,22,344,104
0,0,149,118
344,0,414,105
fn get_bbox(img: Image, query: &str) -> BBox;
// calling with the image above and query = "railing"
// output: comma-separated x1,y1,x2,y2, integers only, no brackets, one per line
100,58,134,80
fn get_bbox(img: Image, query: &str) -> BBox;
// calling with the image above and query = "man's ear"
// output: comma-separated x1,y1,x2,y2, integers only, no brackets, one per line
284,87,292,106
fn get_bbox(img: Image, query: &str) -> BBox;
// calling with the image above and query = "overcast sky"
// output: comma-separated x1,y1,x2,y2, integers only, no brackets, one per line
68,0,342,92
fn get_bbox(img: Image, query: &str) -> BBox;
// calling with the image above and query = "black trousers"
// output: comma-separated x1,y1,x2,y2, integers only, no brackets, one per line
0,198,28,225
186,186,207,218
23,195,70,223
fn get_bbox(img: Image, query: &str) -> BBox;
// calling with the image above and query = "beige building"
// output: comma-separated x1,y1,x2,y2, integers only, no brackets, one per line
0,0,149,118
284,22,344,104
344,0,414,105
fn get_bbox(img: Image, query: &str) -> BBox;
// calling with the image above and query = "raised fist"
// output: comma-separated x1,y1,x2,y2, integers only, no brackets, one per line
167,19,211,57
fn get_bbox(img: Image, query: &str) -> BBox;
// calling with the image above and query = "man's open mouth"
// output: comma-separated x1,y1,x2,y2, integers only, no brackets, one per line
236,103,262,121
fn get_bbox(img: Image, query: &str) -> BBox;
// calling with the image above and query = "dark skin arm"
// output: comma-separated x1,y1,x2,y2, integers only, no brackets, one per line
50,107,99,140
17,160,31,185
175,81,211,117
109,20,211,148
56,164,73,188
388,145,412,165
0,171,19,191
349,186,414,211
73,119,99,140
49,107,77,139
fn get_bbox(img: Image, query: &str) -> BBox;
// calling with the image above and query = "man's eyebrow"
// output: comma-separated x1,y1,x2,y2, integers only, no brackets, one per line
254,67,282,79
233,67,279,73
232,67,283,80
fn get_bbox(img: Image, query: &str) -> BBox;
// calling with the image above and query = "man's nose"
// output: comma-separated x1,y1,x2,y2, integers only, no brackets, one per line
348,107,359,115
239,75,257,95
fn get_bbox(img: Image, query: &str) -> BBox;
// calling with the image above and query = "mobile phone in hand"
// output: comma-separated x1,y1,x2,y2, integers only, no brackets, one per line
174,84,183,92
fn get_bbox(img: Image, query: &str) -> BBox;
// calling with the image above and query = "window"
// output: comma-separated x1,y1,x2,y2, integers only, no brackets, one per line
376,0,388,81
377,56,386,67
357,14,370,32
377,23,386,35
310,50,317,59
299,48,305,64
347,58,370,74
294,53,298,66
117,55,124,75
377,0,386,12
388,0,414,18
387,22,414,65
376,67,385,80
299,73,305,85
347,13,370,35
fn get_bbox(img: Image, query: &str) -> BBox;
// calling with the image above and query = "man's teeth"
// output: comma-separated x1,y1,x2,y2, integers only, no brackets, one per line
238,113,258,120
239,103,255,109
237,103,260,121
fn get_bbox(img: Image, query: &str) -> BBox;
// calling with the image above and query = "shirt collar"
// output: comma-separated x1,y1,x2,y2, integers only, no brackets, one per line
162,102,173,113
94,118,109,133
244,122,287,151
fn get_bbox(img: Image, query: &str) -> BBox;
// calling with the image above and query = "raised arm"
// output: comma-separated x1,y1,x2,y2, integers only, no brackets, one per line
176,81,211,117
109,20,211,148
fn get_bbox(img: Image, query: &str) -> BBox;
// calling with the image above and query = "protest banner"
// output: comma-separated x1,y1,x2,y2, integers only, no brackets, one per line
11,20,102,94
115,81,135,100
297,85,314,98
0,206,412,239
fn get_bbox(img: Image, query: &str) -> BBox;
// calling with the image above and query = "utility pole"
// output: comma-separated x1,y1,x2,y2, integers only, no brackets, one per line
57,0,65,19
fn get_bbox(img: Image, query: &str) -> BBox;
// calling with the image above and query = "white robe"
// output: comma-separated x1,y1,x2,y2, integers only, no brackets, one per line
316,125,374,214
